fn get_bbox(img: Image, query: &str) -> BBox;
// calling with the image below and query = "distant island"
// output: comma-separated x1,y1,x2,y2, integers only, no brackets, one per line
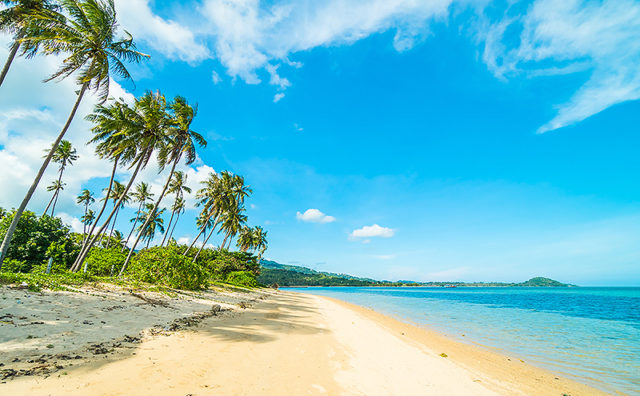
258,260,573,287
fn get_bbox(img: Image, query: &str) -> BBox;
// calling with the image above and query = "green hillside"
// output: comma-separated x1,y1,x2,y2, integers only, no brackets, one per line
259,260,573,288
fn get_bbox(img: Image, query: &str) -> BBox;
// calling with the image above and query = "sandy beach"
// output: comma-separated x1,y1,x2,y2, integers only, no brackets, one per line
0,287,606,395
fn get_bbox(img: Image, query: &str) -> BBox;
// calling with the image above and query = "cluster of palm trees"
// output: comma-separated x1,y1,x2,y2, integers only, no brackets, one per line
0,0,269,274
0,0,148,269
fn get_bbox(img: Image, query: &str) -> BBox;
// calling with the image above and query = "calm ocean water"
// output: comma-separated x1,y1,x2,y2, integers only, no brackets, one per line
289,287,640,395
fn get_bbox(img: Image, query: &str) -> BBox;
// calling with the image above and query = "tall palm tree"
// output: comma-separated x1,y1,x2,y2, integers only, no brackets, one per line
120,95,206,275
218,204,247,250
0,0,148,270
73,91,171,273
252,226,268,264
161,171,190,246
166,195,185,244
0,0,60,86
76,188,94,219
123,181,153,251
43,140,78,216
76,98,134,261
43,179,65,215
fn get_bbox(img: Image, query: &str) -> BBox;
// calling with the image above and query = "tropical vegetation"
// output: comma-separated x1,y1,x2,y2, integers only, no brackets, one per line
0,0,268,290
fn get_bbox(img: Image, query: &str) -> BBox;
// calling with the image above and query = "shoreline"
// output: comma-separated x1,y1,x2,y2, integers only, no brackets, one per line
309,293,608,395
1,287,608,395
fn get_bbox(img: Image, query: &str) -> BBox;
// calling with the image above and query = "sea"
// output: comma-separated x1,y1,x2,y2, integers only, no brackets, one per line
288,286,640,395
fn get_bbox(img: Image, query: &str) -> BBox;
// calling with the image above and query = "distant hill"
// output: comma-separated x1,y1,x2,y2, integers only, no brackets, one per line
517,277,573,287
258,260,572,287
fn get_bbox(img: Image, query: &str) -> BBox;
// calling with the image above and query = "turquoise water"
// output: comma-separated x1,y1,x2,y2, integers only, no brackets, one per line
289,287,640,394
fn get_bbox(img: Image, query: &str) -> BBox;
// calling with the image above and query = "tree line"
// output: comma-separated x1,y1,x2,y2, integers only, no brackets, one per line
0,0,268,283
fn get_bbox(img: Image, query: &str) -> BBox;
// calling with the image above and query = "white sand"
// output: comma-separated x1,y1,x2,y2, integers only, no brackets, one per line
0,289,606,395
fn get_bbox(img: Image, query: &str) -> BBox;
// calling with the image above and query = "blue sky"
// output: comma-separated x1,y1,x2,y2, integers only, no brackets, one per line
1,0,639,285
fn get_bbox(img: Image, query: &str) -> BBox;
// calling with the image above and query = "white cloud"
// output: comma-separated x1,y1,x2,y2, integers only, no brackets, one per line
273,93,285,102
296,208,336,223
294,123,303,132
350,224,395,239
373,254,395,260
480,0,640,132
57,212,84,234
115,0,209,62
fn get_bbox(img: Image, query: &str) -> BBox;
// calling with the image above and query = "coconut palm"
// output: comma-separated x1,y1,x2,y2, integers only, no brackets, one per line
120,95,206,275
43,140,78,216
43,179,65,215
73,91,171,273
252,226,268,264
161,171,190,246
236,226,254,252
166,195,185,244
123,181,153,251
0,0,60,86
80,208,95,244
76,188,94,218
0,0,148,270
104,181,129,247
134,203,164,248
218,204,247,250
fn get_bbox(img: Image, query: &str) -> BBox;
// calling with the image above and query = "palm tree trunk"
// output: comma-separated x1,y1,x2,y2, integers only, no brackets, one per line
105,207,120,248
123,202,143,252
184,226,205,256
220,232,230,251
119,158,179,276
0,39,20,88
192,225,217,263
161,207,176,246
71,157,145,272
75,157,118,265
43,192,56,216
51,190,61,216
0,82,88,270
50,168,65,216
167,212,180,243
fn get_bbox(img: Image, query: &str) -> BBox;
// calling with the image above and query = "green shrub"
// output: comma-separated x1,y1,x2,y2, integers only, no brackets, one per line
30,261,68,274
128,246,208,290
204,250,260,280
84,247,127,276
1,259,29,273
225,271,259,288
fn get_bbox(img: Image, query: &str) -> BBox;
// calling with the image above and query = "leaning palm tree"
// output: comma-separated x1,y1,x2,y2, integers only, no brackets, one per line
123,181,153,251
120,95,206,275
73,91,171,273
43,140,78,215
0,0,148,270
236,226,255,252
76,188,94,219
252,226,268,264
0,0,60,86
43,179,65,215
161,171,190,246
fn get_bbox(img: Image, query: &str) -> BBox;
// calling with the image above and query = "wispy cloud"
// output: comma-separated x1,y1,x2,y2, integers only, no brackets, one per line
480,0,640,132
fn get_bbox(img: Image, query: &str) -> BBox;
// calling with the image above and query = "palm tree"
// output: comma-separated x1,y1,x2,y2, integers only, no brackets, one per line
120,95,206,275
0,0,60,86
104,181,129,247
123,182,153,251
43,179,65,215
73,91,171,273
166,195,185,244
80,208,95,244
184,171,223,255
43,140,78,216
0,0,148,270
218,204,247,250
161,171,190,246
252,226,268,264
134,203,164,248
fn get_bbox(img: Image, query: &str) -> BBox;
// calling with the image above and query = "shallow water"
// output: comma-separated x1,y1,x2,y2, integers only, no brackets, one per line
289,286,640,394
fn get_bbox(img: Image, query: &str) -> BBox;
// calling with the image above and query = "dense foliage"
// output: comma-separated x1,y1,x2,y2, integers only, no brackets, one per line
0,209,79,272
0,208,262,290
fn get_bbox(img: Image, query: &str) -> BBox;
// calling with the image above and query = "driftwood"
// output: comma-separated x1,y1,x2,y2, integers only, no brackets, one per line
128,290,169,307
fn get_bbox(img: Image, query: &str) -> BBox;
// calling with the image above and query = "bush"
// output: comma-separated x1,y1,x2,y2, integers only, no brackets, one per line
127,246,208,290
0,210,79,271
0,259,29,273
84,247,127,276
204,250,260,280
31,261,69,274
225,271,259,288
